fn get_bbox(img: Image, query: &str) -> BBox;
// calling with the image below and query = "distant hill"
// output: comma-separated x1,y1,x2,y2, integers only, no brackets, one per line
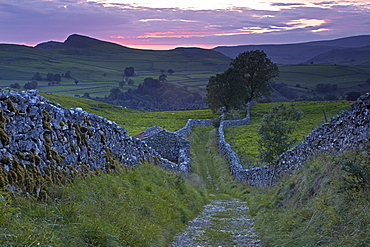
0,34,231,102
307,45,370,66
213,35,370,65
36,34,231,72
1,34,370,105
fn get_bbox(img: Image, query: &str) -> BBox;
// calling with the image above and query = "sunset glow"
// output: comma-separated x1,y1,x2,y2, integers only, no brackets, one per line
1,0,369,50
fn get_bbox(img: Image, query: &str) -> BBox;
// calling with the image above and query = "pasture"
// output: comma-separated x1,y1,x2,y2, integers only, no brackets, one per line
224,101,352,166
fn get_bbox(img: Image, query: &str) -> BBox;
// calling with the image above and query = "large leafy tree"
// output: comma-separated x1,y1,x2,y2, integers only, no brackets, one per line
206,50,278,112
206,68,246,112
231,50,279,103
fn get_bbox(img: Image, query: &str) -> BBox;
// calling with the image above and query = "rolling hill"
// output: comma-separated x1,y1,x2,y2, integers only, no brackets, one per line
213,35,370,65
1,34,370,104
0,34,231,98
307,45,370,65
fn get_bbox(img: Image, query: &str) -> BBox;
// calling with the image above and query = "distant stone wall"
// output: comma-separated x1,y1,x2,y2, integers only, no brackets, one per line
175,119,212,136
142,129,190,167
217,107,251,180
0,90,181,196
219,94,370,187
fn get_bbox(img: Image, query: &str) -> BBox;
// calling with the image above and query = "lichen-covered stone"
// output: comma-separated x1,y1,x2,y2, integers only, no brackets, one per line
218,96,370,187
0,89,180,196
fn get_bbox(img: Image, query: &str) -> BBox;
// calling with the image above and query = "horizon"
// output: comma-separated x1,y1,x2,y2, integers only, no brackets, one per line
5,33,369,51
0,0,369,50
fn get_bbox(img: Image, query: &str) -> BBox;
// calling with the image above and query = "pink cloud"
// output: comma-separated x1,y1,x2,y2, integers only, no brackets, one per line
0,0,369,49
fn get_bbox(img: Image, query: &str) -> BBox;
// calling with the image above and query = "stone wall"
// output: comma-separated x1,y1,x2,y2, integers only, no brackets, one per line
0,90,181,196
141,129,191,171
219,94,370,187
217,107,251,181
175,119,212,136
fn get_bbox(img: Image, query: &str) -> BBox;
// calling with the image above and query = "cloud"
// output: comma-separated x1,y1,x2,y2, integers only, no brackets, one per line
0,0,369,49
270,2,305,7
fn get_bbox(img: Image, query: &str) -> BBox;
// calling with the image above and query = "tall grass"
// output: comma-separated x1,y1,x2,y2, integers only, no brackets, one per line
245,151,370,246
0,164,208,246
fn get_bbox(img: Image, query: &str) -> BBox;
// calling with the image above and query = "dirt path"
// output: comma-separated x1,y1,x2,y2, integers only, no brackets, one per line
170,128,262,247
171,198,262,247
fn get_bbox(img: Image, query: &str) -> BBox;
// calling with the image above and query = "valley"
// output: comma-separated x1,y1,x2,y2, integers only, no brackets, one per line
0,33,370,246
1,34,370,106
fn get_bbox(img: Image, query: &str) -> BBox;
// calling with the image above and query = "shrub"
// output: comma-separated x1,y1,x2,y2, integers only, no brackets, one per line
340,151,370,191
24,80,38,89
211,117,221,128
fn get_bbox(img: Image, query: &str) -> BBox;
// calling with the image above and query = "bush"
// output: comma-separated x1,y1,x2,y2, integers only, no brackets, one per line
24,80,38,89
9,83,20,89
258,103,303,163
211,117,221,128
340,151,370,191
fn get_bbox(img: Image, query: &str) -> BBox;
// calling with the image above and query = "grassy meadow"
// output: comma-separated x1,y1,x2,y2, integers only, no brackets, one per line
40,93,217,136
0,38,231,98
2,36,370,101
225,101,352,167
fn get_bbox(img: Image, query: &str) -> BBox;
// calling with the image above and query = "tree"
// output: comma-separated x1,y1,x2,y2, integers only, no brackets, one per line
46,73,54,82
53,74,61,84
32,72,42,81
9,83,21,89
258,104,303,163
159,74,167,83
124,67,135,77
24,80,38,89
65,71,72,78
206,68,246,112
167,69,174,75
230,50,279,103
74,80,79,85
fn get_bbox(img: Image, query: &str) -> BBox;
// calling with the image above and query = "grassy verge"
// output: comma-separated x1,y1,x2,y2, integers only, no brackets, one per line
0,164,208,246
244,151,370,246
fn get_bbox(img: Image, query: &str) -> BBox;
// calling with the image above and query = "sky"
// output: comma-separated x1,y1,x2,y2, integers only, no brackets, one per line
0,0,369,50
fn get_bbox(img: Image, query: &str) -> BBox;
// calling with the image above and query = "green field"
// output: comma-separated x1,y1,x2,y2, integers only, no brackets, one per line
0,36,231,98
41,93,217,136
2,35,370,102
225,101,352,166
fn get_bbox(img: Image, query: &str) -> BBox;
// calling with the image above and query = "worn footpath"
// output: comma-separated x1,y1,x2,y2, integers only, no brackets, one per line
171,128,262,247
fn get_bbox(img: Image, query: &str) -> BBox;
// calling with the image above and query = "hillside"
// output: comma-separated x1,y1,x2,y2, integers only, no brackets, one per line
0,34,231,99
1,34,370,105
213,35,370,65
307,45,370,65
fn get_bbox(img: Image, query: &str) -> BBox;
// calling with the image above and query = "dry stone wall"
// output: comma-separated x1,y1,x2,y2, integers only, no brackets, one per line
0,90,180,196
219,94,370,187
175,119,212,136
141,129,191,168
